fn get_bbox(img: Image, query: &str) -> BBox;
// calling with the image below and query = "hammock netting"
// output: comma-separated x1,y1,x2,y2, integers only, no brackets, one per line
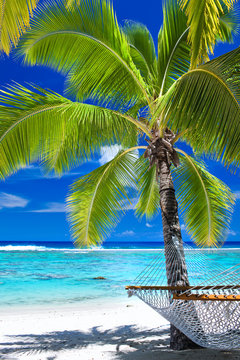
126,243,240,350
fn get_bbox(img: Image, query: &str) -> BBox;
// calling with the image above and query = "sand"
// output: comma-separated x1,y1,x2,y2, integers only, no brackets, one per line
0,297,240,360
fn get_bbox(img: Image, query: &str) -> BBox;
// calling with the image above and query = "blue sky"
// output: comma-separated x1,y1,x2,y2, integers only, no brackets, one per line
0,0,240,244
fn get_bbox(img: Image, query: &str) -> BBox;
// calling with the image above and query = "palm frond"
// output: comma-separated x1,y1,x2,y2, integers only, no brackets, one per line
173,150,234,247
128,46,151,86
66,0,76,5
179,0,238,68
158,0,191,96
218,2,239,42
135,156,160,219
0,0,38,55
0,83,140,178
207,46,240,103
123,21,158,88
17,0,150,108
67,149,138,247
155,47,240,169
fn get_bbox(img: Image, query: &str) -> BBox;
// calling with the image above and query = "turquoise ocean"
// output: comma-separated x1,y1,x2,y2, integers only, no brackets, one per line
1,241,240,308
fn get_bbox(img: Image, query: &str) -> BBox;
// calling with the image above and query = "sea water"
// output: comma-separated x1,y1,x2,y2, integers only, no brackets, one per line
0,241,240,308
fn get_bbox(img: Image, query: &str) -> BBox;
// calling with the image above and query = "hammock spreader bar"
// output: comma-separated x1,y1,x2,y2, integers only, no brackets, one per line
173,294,240,301
126,285,240,291
126,242,240,350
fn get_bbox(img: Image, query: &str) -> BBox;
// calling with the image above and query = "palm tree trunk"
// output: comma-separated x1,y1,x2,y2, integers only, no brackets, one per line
156,138,199,350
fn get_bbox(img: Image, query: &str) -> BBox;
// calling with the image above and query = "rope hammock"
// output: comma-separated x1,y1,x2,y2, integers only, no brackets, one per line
126,242,240,350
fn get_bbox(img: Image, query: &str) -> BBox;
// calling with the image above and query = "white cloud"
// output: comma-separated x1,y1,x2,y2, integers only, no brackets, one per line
228,230,237,236
181,224,186,231
99,145,139,165
44,171,83,179
146,223,154,228
121,197,138,210
0,192,29,210
22,165,36,170
15,164,83,181
117,230,135,237
234,191,240,200
99,145,123,165
31,202,67,213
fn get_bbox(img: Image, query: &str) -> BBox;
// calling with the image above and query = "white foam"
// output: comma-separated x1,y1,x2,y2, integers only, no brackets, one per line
0,245,104,252
0,245,50,251
0,245,239,252
0,245,155,252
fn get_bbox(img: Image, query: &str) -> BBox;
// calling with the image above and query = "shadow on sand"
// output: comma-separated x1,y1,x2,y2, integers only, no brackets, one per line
1,325,240,360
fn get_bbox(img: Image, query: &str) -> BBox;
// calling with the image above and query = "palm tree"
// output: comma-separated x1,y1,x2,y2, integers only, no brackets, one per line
0,0,239,350
0,0,38,55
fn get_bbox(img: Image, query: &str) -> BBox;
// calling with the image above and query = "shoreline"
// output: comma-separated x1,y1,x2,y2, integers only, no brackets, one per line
1,298,240,359
0,295,129,315
1,246,240,252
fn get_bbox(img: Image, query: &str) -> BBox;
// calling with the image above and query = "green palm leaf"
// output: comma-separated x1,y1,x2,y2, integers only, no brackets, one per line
155,47,240,168
218,2,239,43
158,0,191,96
173,150,234,247
67,149,138,247
0,83,141,178
17,0,150,108
179,0,238,68
135,156,160,219
208,46,240,102
123,21,157,88
0,0,38,55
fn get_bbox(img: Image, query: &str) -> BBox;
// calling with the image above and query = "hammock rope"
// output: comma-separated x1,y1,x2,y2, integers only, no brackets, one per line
126,243,240,350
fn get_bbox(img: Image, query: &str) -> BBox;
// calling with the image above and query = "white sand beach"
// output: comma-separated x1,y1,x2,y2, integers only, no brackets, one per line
0,297,240,360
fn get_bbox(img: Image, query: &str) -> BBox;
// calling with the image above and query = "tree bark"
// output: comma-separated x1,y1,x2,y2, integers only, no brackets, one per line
156,137,199,350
